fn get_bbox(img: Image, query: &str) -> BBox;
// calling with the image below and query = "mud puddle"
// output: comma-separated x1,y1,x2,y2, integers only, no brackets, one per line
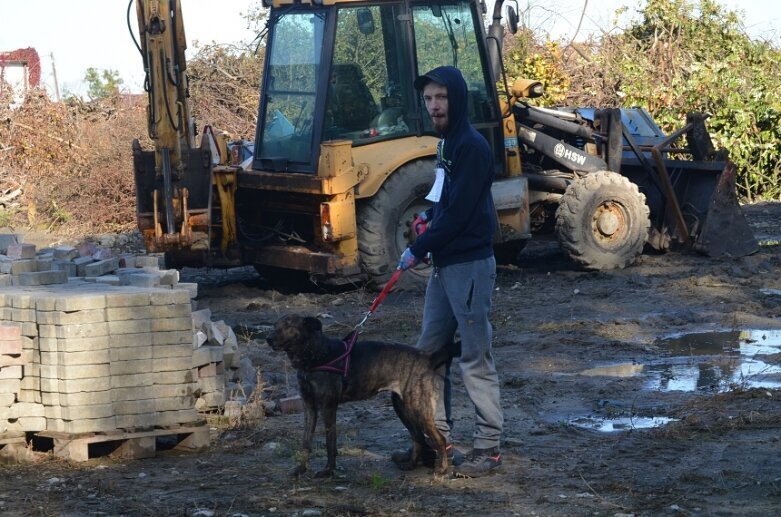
570,330,781,432
576,329,781,392
642,329,781,392
569,415,677,432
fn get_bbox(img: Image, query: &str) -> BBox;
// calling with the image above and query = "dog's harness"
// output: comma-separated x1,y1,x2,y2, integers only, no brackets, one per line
309,330,358,378
308,269,402,378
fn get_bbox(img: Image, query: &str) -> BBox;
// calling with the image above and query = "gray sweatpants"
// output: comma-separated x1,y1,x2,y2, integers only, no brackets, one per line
416,255,503,450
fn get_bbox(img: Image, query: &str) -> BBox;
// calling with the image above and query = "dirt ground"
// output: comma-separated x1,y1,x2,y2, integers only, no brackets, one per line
3,202,781,516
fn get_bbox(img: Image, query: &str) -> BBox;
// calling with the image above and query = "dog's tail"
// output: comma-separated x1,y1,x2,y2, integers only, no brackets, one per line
429,340,462,369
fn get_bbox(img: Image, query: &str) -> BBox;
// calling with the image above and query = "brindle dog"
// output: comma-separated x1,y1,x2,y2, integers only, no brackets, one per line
266,314,453,478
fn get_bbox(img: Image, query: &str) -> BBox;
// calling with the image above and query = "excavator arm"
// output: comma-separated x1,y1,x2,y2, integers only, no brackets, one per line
131,0,236,259
136,0,194,160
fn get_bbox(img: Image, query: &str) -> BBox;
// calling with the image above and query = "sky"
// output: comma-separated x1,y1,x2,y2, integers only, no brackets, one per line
1,0,778,99
0,0,258,98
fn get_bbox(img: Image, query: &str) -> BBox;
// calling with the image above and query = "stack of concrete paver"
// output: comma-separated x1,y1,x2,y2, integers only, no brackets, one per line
0,323,46,436
0,283,201,435
0,235,251,441
0,235,187,291
191,309,245,412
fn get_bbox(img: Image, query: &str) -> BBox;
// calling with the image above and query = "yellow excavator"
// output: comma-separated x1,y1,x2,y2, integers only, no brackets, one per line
130,0,757,289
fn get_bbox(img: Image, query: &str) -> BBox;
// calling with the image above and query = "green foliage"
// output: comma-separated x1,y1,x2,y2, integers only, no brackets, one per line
0,209,13,228
616,0,781,200
503,29,571,106
49,199,70,226
333,6,387,101
83,68,124,100
412,3,484,82
369,472,387,490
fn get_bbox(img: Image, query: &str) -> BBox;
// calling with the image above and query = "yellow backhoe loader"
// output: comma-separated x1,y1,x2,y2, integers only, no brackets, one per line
130,0,757,290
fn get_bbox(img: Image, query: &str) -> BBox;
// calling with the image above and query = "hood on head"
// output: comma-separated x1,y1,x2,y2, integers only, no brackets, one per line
414,65,469,136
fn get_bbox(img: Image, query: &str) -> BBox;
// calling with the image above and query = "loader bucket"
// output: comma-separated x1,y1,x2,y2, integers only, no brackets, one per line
602,108,759,258
692,161,759,258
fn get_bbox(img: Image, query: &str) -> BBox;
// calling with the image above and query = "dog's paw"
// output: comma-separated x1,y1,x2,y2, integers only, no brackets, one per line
433,458,449,476
432,471,448,483
433,465,449,476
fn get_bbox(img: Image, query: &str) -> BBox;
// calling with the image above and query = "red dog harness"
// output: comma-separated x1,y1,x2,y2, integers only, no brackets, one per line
309,330,358,378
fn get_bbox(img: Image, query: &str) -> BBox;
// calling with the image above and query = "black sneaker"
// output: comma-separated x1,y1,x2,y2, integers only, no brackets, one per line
453,447,502,478
391,443,464,470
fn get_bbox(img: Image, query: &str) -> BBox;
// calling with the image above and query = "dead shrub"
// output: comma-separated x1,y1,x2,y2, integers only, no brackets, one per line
0,42,261,238
0,88,147,236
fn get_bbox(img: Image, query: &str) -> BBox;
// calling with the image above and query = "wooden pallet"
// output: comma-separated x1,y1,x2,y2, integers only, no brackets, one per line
0,435,26,449
0,435,25,446
0,435,28,460
33,425,210,462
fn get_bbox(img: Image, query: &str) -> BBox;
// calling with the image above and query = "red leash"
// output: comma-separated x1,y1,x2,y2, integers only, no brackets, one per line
321,269,401,378
354,269,402,330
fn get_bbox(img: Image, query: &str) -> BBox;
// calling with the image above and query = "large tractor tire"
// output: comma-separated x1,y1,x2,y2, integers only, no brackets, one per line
358,160,435,291
555,170,650,270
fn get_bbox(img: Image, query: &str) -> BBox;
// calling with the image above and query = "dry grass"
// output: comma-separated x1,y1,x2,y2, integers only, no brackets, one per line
653,388,781,438
0,89,146,236
0,44,261,239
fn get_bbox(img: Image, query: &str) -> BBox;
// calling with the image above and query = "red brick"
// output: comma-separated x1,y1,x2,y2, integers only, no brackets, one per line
5,243,35,260
279,395,304,414
0,325,22,340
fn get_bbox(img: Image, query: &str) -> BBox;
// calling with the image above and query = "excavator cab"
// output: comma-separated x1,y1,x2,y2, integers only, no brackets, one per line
235,0,520,285
252,1,505,173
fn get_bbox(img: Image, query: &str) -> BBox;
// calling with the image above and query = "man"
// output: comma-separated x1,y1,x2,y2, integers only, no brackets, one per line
394,66,503,478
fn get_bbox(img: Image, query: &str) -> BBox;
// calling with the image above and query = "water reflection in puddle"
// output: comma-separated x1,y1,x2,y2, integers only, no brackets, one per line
570,416,676,432
579,363,644,377
576,329,781,393
569,330,781,432
649,329,781,392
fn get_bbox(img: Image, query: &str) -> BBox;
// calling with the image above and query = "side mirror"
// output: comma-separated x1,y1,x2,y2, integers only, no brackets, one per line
506,6,519,35
357,8,375,35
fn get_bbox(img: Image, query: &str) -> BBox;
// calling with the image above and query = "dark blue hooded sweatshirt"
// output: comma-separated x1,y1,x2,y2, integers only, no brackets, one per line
409,66,496,267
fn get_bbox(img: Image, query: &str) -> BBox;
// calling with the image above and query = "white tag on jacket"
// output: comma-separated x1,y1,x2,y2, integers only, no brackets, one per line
425,168,445,202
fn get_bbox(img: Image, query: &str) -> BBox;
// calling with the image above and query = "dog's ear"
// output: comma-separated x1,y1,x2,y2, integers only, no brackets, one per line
303,316,322,333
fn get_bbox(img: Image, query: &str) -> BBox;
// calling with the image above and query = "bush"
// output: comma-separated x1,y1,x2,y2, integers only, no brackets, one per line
0,88,146,235
0,40,263,237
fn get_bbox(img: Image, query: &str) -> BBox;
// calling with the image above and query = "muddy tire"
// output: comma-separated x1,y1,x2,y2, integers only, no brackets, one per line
555,170,650,270
357,160,435,291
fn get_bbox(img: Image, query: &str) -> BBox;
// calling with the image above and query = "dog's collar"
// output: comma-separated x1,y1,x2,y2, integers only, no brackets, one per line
309,330,358,378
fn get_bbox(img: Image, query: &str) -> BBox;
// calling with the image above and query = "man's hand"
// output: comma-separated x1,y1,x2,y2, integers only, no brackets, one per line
397,248,420,271
412,212,428,237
